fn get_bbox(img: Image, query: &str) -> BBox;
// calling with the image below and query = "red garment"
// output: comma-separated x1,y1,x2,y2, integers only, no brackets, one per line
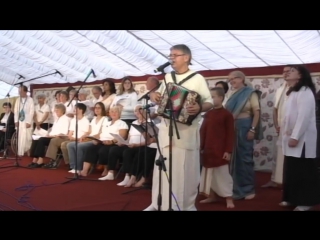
200,107,235,168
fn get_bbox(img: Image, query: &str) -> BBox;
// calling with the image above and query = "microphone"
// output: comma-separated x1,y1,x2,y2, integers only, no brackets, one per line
140,103,156,109
55,70,63,77
154,60,172,73
18,74,25,79
92,69,96,78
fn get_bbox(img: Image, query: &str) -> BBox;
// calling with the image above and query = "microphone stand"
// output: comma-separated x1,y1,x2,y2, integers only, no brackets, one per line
161,69,180,211
63,69,100,184
13,70,62,86
123,96,152,195
0,84,31,169
0,71,63,169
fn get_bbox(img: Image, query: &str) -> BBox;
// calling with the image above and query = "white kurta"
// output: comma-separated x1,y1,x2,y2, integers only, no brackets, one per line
14,96,34,156
273,83,289,184
282,87,317,158
149,70,212,211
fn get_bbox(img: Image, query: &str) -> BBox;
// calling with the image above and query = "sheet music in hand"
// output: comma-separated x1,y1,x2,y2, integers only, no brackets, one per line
110,133,130,145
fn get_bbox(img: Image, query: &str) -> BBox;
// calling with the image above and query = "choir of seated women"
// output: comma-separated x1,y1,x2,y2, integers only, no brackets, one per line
113,105,157,187
67,102,107,174
80,106,129,178
27,103,70,168
0,102,15,153
43,103,90,169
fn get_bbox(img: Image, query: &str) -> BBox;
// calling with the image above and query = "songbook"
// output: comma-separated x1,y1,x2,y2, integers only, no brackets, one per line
86,136,103,143
131,122,159,137
33,128,48,137
109,133,130,145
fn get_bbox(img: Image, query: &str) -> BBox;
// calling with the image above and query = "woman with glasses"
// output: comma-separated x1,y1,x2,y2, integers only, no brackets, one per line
67,102,107,174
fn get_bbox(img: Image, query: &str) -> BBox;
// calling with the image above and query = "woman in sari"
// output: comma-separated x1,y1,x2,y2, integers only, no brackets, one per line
225,71,263,200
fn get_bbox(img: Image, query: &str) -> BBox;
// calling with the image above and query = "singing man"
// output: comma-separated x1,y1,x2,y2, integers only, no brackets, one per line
144,44,213,211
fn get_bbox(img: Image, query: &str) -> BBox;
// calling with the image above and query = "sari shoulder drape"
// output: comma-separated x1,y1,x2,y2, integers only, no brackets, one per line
225,86,263,140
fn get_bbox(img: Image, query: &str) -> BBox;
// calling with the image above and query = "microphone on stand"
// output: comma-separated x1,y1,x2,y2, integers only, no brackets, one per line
91,69,96,78
55,70,64,77
18,74,25,79
154,60,172,73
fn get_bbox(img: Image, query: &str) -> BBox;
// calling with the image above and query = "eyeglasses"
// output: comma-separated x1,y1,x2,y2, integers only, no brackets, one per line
168,54,185,58
227,77,240,82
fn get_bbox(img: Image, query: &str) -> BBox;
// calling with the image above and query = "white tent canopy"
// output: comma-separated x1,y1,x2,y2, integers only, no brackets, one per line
1,30,320,98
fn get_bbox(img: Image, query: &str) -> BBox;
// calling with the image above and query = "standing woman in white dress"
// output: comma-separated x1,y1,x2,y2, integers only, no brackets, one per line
111,77,138,127
280,65,320,211
101,79,117,116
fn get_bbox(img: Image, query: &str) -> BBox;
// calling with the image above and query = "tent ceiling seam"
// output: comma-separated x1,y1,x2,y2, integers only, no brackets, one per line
274,30,304,64
226,30,270,66
185,30,238,69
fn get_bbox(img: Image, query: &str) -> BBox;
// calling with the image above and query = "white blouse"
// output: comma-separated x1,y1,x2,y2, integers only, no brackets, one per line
99,119,128,141
35,103,50,123
111,92,138,119
49,114,71,136
90,116,107,136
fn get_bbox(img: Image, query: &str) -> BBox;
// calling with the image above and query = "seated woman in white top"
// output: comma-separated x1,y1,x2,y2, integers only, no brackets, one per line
110,77,138,127
109,104,157,185
80,106,128,177
67,102,107,173
27,103,70,168
33,94,51,130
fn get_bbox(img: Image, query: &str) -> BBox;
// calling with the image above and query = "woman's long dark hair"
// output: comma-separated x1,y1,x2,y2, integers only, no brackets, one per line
287,65,316,96
102,78,116,96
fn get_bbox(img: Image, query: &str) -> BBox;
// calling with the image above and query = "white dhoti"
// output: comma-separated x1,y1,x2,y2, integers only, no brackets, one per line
17,122,32,156
199,165,233,198
274,130,284,184
274,145,284,184
150,147,200,211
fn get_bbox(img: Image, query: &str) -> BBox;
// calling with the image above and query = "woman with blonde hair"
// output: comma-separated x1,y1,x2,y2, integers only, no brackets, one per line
225,71,263,200
80,106,128,178
112,104,157,187
110,77,138,127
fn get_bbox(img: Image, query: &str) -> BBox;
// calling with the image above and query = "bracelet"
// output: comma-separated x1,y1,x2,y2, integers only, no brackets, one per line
249,129,255,133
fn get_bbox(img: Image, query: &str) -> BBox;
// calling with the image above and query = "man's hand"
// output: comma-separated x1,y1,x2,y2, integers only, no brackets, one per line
15,122,18,127
2,128,6,132
26,123,31,128
150,92,161,103
128,144,136,148
223,152,231,161
186,102,201,115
